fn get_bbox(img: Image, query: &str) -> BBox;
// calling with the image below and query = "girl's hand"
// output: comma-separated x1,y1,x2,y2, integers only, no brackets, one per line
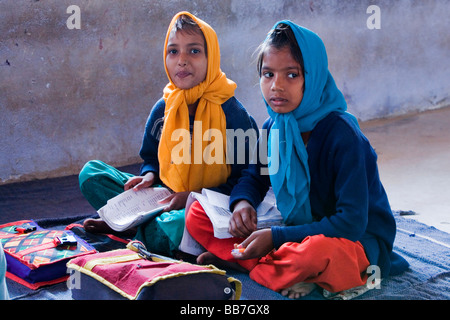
124,172,155,191
229,200,258,238
231,229,274,260
158,191,191,212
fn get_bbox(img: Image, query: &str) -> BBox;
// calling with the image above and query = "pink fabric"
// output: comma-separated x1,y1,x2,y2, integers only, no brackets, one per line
70,249,211,297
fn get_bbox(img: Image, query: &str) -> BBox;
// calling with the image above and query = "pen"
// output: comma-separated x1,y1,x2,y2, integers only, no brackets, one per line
231,243,245,254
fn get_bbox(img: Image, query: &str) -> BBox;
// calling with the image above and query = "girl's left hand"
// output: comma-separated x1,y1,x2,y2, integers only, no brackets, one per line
231,229,274,260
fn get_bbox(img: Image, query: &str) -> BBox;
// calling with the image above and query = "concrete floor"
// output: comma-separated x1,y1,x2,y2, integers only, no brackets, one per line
361,106,450,233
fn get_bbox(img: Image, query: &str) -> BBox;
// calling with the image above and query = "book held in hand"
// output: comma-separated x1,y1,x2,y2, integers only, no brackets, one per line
98,187,172,232
179,187,284,256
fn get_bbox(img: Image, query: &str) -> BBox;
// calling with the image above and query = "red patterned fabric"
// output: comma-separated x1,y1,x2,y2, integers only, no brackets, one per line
0,220,94,269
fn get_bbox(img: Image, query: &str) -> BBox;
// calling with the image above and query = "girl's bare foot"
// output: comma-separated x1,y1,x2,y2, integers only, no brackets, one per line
197,252,248,273
83,218,136,237
280,282,316,299
83,218,113,233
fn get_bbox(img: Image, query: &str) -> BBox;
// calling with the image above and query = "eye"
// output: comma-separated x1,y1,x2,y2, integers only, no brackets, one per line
262,71,274,78
190,48,201,54
168,49,178,55
288,72,298,79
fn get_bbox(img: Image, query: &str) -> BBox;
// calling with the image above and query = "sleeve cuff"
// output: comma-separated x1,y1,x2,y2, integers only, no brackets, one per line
271,226,287,249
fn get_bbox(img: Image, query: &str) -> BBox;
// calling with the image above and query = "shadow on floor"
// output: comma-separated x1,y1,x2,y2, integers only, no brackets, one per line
0,163,141,224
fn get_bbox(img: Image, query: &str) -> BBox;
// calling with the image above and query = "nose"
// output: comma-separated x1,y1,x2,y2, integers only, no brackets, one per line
271,74,284,91
178,52,188,66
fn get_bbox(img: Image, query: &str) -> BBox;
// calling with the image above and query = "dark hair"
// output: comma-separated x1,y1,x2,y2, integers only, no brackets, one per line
256,23,304,78
171,14,207,55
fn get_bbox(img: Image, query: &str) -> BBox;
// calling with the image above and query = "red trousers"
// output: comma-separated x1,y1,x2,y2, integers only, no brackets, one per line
186,200,370,293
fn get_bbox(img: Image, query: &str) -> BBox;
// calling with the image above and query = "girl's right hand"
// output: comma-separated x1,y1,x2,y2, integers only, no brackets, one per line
231,228,274,260
229,200,258,238
124,172,155,191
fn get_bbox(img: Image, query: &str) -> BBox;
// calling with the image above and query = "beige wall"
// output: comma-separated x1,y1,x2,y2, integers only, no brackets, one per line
1,0,449,184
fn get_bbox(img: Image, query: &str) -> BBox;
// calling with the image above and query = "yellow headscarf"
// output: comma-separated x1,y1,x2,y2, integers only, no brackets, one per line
158,11,235,192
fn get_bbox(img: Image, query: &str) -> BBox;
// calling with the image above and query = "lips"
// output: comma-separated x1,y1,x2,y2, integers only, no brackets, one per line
270,97,288,106
176,71,191,79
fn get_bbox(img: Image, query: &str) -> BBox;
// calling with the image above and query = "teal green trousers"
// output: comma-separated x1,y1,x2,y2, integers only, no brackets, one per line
79,160,184,256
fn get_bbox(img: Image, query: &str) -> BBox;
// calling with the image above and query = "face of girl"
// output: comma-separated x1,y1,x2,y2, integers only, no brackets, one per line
165,29,208,90
260,46,305,114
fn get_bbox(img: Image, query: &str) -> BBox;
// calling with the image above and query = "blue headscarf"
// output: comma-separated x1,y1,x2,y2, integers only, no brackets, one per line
265,21,358,226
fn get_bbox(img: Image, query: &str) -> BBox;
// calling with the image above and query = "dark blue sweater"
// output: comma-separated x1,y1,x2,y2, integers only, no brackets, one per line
138,96,259,196
230,111,409,277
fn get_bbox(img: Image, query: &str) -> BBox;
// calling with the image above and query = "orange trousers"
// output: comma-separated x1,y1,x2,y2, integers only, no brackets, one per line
186,200,370,293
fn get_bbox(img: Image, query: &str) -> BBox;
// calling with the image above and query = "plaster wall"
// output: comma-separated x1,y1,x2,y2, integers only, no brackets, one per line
1,0,449,184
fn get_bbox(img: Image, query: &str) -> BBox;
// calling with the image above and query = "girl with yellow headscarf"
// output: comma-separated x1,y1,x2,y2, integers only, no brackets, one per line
158,11,235,193
79,12,258,256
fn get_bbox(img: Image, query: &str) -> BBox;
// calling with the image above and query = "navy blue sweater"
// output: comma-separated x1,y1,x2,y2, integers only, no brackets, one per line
230,111,408,277
138,96,258,196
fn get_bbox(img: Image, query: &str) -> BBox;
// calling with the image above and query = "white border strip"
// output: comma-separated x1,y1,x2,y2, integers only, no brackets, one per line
397,227,450,249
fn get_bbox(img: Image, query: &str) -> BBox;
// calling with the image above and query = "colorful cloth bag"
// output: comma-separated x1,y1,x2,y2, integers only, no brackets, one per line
0,220,96,289
67,244,242,300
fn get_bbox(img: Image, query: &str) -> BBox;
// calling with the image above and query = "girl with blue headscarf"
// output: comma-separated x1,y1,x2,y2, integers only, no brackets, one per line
186,21,408,298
